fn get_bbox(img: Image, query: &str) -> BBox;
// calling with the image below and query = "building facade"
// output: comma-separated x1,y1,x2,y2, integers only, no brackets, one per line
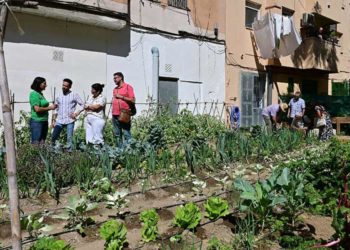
226,0,350,126
3,0,226,119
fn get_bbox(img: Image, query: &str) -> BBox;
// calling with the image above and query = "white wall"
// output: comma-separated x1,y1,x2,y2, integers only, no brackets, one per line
1,13,225,121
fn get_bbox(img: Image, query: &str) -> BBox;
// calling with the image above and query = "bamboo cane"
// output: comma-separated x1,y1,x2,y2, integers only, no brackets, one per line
0,4,22,250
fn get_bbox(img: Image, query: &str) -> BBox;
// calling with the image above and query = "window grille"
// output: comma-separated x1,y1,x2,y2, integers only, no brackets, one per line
168,0,187,10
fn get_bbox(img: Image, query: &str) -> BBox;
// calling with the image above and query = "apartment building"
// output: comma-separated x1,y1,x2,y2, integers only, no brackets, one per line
3,0,226,118
226,0,350,126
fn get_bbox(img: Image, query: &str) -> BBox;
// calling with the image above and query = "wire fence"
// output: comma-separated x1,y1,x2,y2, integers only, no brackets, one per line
7,95,237,124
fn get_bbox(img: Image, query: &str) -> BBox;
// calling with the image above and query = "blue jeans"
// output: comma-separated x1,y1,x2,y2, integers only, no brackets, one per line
30,119,48,144
112,115,131,147
51,122,75,150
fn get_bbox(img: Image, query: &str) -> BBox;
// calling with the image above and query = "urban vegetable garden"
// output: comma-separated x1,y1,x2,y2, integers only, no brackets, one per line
0,110,350,249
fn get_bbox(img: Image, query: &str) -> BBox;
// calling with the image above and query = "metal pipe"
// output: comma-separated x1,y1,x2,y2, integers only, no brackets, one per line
151,47,159,104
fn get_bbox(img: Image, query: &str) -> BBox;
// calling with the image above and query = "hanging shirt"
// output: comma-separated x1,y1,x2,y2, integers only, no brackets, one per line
54,91,84,124
252,12,276,59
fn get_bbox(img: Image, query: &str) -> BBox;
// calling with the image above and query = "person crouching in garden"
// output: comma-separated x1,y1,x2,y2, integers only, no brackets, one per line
262,103,288,133
29,77,57,144
84,83,106,146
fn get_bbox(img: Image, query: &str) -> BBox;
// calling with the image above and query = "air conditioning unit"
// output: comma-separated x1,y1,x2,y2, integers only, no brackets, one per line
301,13,315,27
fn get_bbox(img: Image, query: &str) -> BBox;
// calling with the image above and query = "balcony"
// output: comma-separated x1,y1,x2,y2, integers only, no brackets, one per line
291,36,338,73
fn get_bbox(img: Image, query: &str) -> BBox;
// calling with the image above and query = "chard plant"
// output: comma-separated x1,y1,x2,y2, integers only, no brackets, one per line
173,202,201,230
99,220,127,250
204,197,229,220
53,196,97,235
29,236,73,250
139,209,159,242
20,212,53,238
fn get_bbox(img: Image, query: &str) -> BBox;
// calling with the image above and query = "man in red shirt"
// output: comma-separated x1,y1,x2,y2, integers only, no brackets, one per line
112,72,136,146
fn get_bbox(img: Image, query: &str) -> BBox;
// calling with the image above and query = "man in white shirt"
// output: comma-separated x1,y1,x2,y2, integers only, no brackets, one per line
51,78,84,150
288,91,306,125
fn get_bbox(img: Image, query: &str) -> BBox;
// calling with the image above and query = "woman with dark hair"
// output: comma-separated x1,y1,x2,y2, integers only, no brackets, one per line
29,77,57,144
314,103,333,140
84,83,106,145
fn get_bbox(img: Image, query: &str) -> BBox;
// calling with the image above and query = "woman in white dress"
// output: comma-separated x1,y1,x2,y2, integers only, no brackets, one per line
84,83,106,145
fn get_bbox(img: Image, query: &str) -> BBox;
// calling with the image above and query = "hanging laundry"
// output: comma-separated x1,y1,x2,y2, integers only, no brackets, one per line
282,16,292,36
252,12,275,59
253,12,302,59
276,17,302,57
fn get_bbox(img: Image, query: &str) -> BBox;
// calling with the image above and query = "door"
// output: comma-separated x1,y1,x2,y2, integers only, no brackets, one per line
159,78,178,114
241,72,266,127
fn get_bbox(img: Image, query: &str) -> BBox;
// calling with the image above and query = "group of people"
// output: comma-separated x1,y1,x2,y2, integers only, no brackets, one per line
262,91,334,140
29,72,135,149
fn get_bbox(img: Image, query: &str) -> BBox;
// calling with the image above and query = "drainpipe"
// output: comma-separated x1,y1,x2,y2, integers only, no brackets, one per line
151,47,159,104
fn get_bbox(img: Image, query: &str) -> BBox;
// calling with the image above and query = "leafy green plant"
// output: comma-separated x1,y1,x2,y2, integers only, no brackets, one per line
53,196,97,235
234,173,286,230
276,168,306,227
140,209,159,242
29,236,73,250
105,190,128,209
331,206,350,249
173,202,201,230
87,178,115,202
207,236,231,250
21,212,52,238
204,197,229,220
99,220,127,250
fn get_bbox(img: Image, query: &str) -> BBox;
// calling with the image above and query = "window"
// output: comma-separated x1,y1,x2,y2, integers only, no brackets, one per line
241,72,266,127
168,0,187,10
245,1,260,28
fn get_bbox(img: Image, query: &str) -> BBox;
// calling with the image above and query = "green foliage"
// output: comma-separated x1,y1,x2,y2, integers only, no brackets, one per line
279,235,326,250
276,168,306,227
140,209,159,242
20,212,52,238
204,197,229,220
99,220,127,250
14,111,31,147
29,237,73,250
173,202,201,230
207,237,231,250
234,173,286,230
53,196,97,235
331,206,350,248
87,178,115,202
133,110,226,145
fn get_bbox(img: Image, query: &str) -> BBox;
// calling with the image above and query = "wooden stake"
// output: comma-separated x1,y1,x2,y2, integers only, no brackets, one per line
0,3,22,250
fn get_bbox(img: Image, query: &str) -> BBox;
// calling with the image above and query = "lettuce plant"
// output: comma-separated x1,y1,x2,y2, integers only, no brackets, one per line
99,220,127,250
204,197,229,220
173,202,201,230
140,209,159,242
29,236,72,250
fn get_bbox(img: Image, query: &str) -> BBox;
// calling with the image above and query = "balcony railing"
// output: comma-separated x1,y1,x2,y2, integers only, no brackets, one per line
168,0,187,10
